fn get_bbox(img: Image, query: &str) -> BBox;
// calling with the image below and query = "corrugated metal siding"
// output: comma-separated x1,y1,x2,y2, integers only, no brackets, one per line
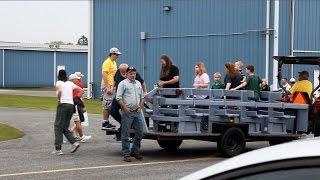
292,0,320,85
4,50,54,87
56,52,88,86
93,0,267,96
277,0,320,83
294,0,320,51
276,0,292,80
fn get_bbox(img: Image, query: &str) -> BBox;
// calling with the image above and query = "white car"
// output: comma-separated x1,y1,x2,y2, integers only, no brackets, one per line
181,138,320,180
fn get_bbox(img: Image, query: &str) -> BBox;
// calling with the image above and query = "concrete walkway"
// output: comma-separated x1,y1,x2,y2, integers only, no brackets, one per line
0,89,56,97
0,88,88,98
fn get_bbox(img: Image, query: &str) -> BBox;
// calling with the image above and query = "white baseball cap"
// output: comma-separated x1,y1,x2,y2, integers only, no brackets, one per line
69,74,80,80
74,72,84,78
289,78,296,82
109,47,122,55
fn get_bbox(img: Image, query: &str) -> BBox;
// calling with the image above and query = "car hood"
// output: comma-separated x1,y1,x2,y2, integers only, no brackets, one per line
181,137,320,180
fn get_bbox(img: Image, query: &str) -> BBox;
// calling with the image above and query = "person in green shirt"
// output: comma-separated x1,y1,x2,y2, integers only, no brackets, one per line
211,72,225,89
231,65,262,101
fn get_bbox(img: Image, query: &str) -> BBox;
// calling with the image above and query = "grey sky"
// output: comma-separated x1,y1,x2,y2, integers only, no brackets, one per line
0,0,89,44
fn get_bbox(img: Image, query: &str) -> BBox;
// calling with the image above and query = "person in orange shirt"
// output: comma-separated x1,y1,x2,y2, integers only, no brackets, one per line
288,71,313,104
101,47,122,129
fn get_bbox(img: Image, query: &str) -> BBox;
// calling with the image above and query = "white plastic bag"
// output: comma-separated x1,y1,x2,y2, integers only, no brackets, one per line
82,112,89,127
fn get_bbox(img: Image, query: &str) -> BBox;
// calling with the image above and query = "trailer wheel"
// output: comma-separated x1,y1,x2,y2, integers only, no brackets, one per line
157,140,182,151
219,127,246,157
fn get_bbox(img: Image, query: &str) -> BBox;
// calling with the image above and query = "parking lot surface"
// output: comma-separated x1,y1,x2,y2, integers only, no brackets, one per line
0,107,269,179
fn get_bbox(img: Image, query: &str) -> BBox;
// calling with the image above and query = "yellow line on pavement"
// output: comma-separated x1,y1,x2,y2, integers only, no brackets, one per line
0,157,215,178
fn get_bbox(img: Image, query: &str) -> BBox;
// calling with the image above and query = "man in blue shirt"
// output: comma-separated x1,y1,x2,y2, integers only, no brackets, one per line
116,66,144,162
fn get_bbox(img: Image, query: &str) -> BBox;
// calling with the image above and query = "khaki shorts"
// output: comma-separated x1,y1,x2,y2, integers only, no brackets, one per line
101,87,114,110
72,105,83,122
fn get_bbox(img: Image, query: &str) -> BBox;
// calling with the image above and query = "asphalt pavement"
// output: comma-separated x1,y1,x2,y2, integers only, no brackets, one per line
0,107,269,180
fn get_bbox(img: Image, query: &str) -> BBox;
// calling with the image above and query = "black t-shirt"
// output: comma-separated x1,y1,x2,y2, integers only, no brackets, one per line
224,71,242,89
160,65,180,88
114,69,144,89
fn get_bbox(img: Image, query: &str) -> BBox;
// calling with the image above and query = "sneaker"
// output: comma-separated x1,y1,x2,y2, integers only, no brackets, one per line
70,142,80,153
123,155,132,162
129,138,134,143
102,121,116,129
80,135,92,143
51,150,64,156
130,153,143,161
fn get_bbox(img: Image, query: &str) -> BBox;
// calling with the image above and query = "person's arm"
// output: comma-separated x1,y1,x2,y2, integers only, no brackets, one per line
72,82,84,96
287,84,296,99
160,76,179,87
142,82,148,97
56,88,62,103
224,74,232,90
102,62,115,93
116,82,131,113
118,99,131,113
55,82,62,103
137,84,145,113
103,71,114,93
225,83,231,90
232,81,247,90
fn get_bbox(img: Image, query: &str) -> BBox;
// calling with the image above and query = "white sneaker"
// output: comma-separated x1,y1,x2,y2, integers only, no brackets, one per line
80,135,92,143
51,150,64,155
70,142,80,153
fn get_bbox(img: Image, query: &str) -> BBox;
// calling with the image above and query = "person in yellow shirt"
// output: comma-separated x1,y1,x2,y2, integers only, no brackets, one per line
101,47,122,129
288,71,313,104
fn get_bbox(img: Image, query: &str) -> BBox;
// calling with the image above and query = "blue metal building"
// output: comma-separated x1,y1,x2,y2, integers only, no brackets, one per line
0,42,88,88
89,0,320,98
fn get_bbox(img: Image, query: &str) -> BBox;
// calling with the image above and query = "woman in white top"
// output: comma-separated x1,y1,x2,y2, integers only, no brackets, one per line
193,61,210,99
52,70,83,155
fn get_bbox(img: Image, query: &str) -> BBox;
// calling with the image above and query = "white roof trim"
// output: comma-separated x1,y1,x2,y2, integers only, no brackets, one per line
0,42,88,53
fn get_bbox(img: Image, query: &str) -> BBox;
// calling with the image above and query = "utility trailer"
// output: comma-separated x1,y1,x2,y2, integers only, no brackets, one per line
103,56,319,157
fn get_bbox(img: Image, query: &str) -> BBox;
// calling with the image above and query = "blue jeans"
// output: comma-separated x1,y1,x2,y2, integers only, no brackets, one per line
121,111,143,156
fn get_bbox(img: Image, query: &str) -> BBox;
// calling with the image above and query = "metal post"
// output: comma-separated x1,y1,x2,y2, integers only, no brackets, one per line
265,0,270,82
53,51,57,86
289,0,295,78
142,41,145,79
273,0,280,91
2,49,4,88
87,0,94,99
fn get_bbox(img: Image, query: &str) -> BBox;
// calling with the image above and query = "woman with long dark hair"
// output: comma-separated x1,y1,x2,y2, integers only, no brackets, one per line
158,55,180,88
51,69,83,155
224,62,242,90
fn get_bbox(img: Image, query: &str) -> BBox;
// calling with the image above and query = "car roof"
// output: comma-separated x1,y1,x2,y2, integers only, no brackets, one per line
181,138,320,180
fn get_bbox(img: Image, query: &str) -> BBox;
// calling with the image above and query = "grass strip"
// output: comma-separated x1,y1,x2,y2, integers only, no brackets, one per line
0,123,25,141
0,94,101,114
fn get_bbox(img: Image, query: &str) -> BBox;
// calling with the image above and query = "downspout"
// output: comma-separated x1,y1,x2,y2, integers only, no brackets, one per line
140,32,147,79
273,0,280,91
87,0,94,99
53,51,57,86
2,49,4,88
265,0,270,82
289,0,295,77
